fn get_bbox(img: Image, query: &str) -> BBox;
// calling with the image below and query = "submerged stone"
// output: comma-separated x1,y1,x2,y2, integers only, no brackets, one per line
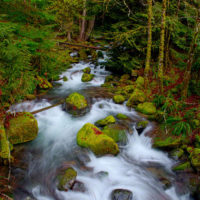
111,189,133,200
65,92,88,116
113,95,125,104
136,102,156,115
95,115,116,127
83,67,91,74
77,123,119,156
81,73,94,82
5,112,38,145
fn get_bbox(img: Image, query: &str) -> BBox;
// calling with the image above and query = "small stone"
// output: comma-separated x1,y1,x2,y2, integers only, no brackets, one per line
111,189,133,200
95,115,116,127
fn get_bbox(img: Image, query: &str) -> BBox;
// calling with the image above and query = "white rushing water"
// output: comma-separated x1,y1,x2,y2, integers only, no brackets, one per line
11,53,191,200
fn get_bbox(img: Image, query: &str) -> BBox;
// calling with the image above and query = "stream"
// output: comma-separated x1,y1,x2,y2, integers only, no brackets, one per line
10,52,191,200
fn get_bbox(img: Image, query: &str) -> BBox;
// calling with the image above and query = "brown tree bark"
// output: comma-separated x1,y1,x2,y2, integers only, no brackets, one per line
79,0,87,41
85,16,95,41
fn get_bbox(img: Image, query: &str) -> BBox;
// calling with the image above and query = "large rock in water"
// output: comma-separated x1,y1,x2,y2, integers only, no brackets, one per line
65,92,88,116
5,112,38,145
77,123,119,156
81,73,94,82
111,189,133,200
95,115,116,127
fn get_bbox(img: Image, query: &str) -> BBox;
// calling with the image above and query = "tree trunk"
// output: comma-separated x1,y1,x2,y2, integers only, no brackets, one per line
158,0,167,93
182,7,200,99
85,16,95,41
79,0,87,41
67,32,72,41
144,0,153,89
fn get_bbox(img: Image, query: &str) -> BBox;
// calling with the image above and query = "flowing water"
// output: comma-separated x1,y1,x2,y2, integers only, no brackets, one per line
11,53,191,200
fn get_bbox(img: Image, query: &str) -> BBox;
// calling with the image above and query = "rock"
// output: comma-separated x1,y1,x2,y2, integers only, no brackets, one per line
189,148,200,170
113,95,125,104
135,76,144,88
170,149,184,159
172,162,192,172
26,94,36,100
81,73,94,82
103,124,127,144
116,113,129,120
65,92,88,116
77,123,119,156
153,137,181,150
136,120,149,134
124,85,135,96
63,76,68,82
57,167,77,191
83,67,91,74
126,88,146,107
0,124,10,159
136,102,156,115
95,171,109,179
72,180,86,192
5,112,38,145
37,76,52,89
79,49,88,60
95,115,116,127
111,189,133,200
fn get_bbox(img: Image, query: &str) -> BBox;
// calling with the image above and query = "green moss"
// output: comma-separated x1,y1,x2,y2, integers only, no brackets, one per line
81,73,94,82
147,110,165,122
153,137,181,150
135,76,144,87
173,162,191,171
191,119,200,128
77,123,119,156
126,88,146,107
26,94,36,100
63,76,68,82
120,74,130,82
95,115,116,127
37,76,52,89
171,149,184,159
58,168,77,191
113,95,125,104
137,121,149,129
102,124,127,144
136,102,156,115
105,75,114,83
189,148,200,169
116,113,129,120
0,124,10,159
83,67,91,74
79,49,88,60
6,112,38,145
195,135,200,148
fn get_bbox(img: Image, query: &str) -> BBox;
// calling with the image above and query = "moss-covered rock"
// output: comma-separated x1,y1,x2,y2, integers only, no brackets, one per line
126,88,146,107
57,168,77,191
77,123,119,156
26,94,36,100
81,73,94,82
37,76,52,89
113,95,125,104
83,67,91,74
172,162,191,171
5,112,38,145
0,124,10,159
136,102,156,115
63,76,68,82
135,76,144,88
153,137,181,150
102,124,127,144
116,113,129,120
65,92,88,116
189,148,200,170
105,75,114,83
79,49,88,60
95,115,116,127
136,121,149,129
170,149,184,159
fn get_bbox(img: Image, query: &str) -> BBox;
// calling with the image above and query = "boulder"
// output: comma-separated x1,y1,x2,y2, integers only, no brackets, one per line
136,102,156,115
83,67,91,74
135,76,144,88
5,112,38,145
57,167,77,191
116,113,129,120
72,180,86,192
37,76,52,89
65,92,88,116
136,120,149,134
95,115,116,127
126,88,146,107
81,73,94,82
111,189,133,200
189,148,200,170
153,137,181,150
113,95,125,104
77,123,119,156
103,124,127,144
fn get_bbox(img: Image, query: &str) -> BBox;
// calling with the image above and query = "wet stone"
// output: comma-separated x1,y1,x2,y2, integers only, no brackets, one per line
111,189,133,200
72,180,86,192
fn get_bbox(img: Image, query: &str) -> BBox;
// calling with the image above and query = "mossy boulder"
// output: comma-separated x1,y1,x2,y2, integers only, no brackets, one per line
126,88,146,107
95,115,116,127
0,124,10,159
172,162,191,171
77,123,119,156
189,148,200,170
136,102,156,115
113,95,125,104
116,113,129,120
83,67,91,74
63,76,68,82
79,49,88,60
81,73,94,82
57,167,77,191
37,76,52,89
153,137,181,150
65,92,88,116
102,124,127,144
135,76,144,88
6,112,38,145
